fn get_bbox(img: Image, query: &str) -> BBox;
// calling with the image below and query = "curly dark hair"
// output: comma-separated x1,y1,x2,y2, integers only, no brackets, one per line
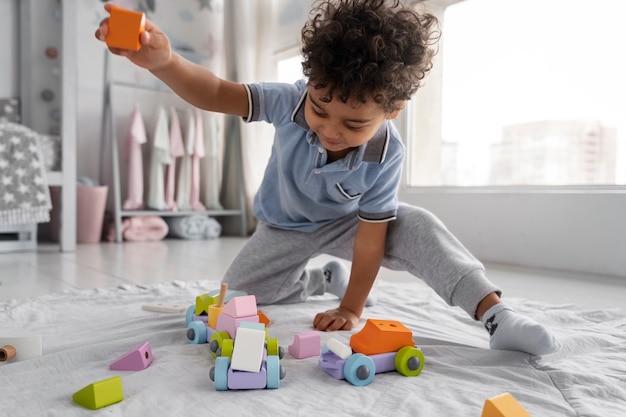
301,0,440,113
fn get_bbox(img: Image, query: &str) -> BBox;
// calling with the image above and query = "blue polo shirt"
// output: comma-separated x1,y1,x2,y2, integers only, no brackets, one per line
243,80,404,232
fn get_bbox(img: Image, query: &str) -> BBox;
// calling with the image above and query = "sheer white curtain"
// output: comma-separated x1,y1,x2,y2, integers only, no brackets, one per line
219,0,277,234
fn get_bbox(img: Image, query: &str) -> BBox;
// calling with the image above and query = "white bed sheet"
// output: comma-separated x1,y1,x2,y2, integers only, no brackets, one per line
1,279,624,416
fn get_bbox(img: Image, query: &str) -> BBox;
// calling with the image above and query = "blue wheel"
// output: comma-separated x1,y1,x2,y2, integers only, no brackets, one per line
213,356,230,391
344,353,375,386
266,356,281,389
187,320,207,344
185,305,195,326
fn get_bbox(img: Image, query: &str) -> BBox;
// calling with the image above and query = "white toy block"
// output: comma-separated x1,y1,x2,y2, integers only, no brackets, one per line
222,295,258,318
288,331,321,359
230,322,266,372
0,332,42,362
327,337,352,360
109,341,153,371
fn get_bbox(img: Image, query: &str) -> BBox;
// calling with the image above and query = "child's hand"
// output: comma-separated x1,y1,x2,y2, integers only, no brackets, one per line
94,3,172,72
313,307,360,331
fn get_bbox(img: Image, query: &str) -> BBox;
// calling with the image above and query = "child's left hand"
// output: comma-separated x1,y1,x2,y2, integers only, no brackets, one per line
313,307,359,331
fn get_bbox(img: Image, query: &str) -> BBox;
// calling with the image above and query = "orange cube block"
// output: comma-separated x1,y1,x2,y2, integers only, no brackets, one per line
106,6,145,51
482,393,532,417
350,319,414,356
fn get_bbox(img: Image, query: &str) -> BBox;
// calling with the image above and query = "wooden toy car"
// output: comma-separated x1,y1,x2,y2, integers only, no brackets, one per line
318,319,424,386
209,322,286,390
185,288,285,390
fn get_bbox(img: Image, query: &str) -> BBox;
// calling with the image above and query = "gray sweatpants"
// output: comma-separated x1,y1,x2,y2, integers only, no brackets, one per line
223,203,500,319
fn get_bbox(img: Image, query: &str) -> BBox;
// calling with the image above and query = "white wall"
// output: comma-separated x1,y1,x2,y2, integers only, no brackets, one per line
399,189,626,278
0,0,18,98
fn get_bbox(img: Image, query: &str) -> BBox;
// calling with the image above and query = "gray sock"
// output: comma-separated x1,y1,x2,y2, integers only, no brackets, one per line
323,261,376,307
481,303,561,355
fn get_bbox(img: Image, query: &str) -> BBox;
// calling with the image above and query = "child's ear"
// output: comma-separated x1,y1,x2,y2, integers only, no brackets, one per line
386,102,406,120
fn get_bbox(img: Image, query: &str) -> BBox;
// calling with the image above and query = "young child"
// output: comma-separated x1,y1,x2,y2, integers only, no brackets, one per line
96,0,560,355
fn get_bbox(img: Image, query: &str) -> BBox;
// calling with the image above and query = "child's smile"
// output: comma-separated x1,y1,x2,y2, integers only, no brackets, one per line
304,85,399,157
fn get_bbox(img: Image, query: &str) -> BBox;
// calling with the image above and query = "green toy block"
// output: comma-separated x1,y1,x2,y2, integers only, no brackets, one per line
73,376,124,410
195,293,214,316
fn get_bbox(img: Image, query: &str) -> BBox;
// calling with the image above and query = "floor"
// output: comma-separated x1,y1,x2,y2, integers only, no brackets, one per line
1,237,625,311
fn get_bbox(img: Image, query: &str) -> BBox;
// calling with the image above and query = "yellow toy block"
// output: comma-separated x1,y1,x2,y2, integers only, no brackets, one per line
482,393,532,417
208,305,223,329
106,6,145,51
72,376,124,410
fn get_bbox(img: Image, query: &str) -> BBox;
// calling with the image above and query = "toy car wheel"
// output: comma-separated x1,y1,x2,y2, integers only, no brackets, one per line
185,305,195,326
187,320,207,345
213,356,230,391
266,356,281,389
394,346,425,377
266,338,280,356
209,331,231,358
220,338,234,358
344,353,375,386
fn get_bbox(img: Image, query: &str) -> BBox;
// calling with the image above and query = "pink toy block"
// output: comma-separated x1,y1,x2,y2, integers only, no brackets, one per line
216,313,259,339
288,331,321,359
109,341,153,371
222,295,257,318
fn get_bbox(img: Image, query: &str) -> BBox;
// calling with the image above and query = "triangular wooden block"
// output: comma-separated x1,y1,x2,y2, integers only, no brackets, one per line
222,295,257,318
482,393,532,417
109,341,153,371
72,376,124,410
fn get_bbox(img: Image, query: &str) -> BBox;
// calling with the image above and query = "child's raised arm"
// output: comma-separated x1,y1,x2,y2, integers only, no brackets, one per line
95,3,249,117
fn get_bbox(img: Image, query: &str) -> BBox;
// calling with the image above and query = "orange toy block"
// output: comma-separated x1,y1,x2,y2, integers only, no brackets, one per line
106,6,145,51
350,319,414,356
257,309,270,326
482,393,532,417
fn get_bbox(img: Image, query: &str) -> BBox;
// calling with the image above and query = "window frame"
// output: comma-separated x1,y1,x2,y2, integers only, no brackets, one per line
398,0,626,278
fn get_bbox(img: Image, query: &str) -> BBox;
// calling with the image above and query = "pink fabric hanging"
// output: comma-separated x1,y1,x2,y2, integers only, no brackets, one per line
165,107,185,211
123,104,147,210
190,108,206,211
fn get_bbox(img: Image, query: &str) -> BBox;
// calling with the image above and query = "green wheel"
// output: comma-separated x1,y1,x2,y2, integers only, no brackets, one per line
220,338,234,358
209,331,231,358
266,338,279,356
394,346,425,377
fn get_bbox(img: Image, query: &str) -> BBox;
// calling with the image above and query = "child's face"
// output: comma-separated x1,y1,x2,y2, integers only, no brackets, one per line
304,86,401,155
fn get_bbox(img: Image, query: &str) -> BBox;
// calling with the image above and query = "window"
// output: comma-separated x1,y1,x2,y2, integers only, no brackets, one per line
407,0,626,187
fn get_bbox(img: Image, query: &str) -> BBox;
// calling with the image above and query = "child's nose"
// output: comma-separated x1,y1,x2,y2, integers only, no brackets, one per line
324,123,341,139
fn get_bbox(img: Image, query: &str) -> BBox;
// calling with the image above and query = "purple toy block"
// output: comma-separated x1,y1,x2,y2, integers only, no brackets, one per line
194,315,208,323
222,295,257,318
227,363,268,390
371,352,396,373
319,350,399,380
288,331,320,359
109,341,153,371
319,350,346,379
